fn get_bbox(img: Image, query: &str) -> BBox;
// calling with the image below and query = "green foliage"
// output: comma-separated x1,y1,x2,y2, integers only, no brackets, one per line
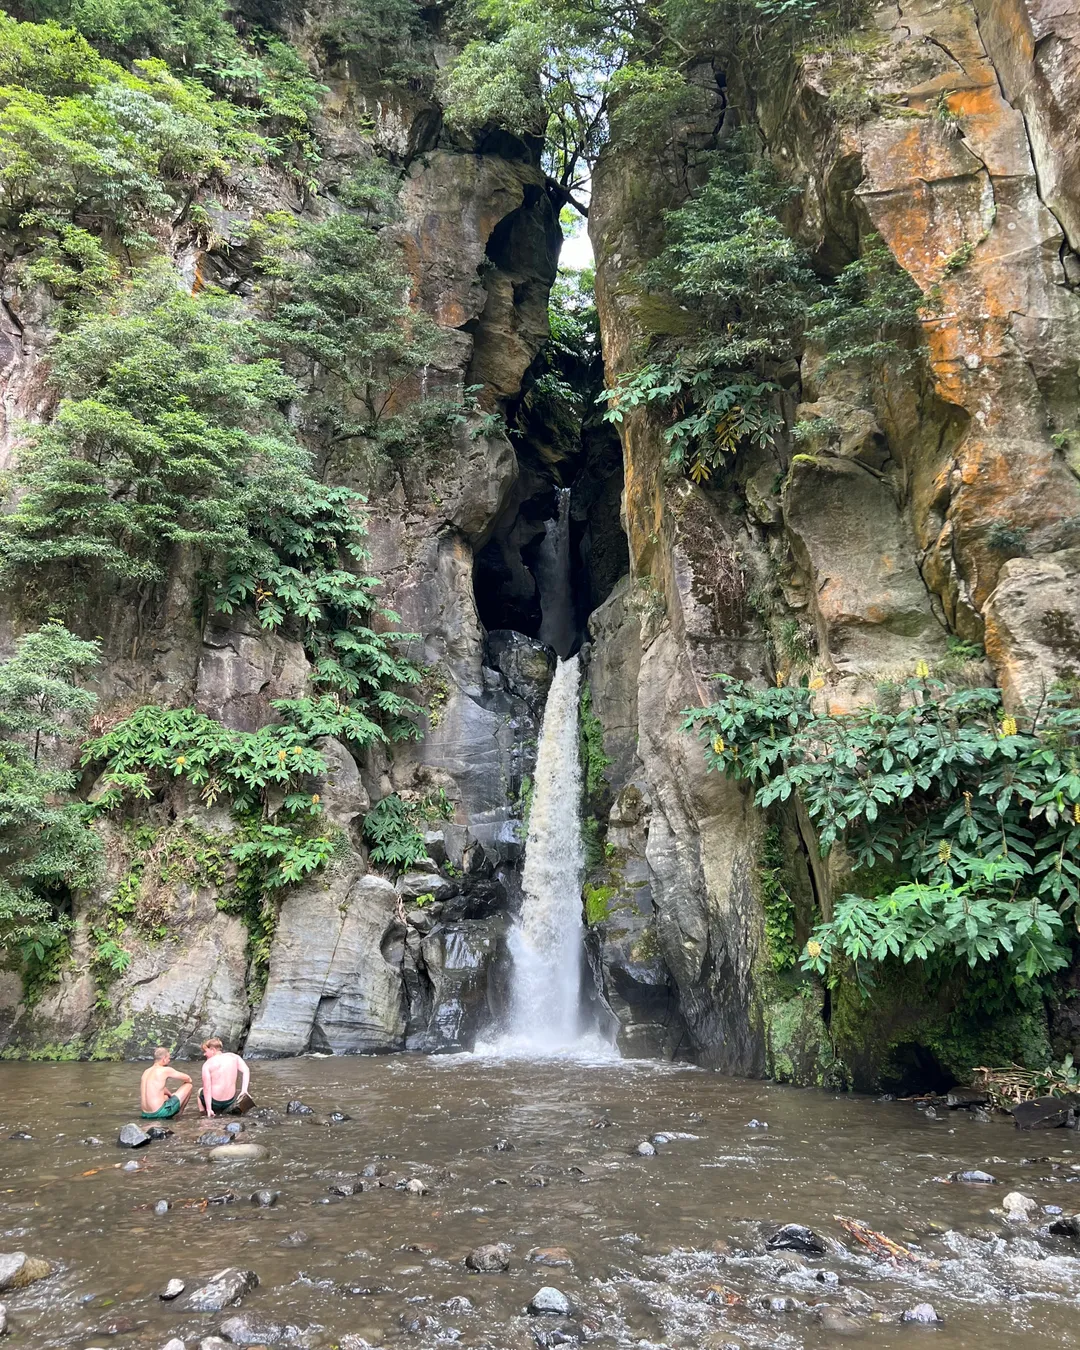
362,790,452,871
578,679,610,800
521,266,600,456
321,0,428,84
986,521,1030,557
0,13,257,242
805,236,924,372
602,134,924,483
253,198,456,474
0,622,102,963
685,675,1080,989
760,824,798,971
3,269,425,743
583,881,621,925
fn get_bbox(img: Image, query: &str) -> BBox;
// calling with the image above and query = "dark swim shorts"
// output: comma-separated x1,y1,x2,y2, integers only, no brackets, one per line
141,1093,182,1120
198,1088,237,1113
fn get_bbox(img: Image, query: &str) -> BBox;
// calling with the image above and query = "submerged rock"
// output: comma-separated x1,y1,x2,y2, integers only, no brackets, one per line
1048,1214,1080,1237
1012,1096,1080,1130
950,1170,996,1184
154,1199,171,1216
466,1243,511,1272
528,1247,574,1267
0,1254,51,1291
117,1123,151,1148
634,1141,656,1156
186,1268,259,1312
528,1287,572,1316
817,1305,863,1334
250,1189,280,1207
286,1101,314,1116
218,1314,287,1344
197,1132,232,1147
208,1143,267,1163
901,1303,942,1323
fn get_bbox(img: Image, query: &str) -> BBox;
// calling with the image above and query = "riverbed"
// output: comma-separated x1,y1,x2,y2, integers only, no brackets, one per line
2,1054,1079,1349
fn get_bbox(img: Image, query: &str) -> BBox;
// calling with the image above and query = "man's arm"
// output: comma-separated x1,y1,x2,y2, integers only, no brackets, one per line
201,1061,215,1116
238,1056,250,1097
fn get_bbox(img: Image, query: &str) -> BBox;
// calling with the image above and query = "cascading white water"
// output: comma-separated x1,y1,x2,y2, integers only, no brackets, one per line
536,489,576,659
499,654,596,1053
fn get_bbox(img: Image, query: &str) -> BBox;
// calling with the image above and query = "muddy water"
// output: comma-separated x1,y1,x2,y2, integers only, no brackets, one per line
2,1055,1080,1349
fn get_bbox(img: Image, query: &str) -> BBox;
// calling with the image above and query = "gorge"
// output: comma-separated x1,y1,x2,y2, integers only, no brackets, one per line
0,0,1077,1103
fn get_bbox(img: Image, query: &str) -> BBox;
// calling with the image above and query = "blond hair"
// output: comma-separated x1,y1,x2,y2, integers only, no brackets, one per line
201,1037,223,1053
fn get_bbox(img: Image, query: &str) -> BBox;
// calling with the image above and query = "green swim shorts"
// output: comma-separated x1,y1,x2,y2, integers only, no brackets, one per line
141,1093,182,1120
198,1088,237,1113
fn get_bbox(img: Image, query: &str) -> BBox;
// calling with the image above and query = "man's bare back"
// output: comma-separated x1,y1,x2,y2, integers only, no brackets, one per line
199,1038,250,1116
139,1048,192,1119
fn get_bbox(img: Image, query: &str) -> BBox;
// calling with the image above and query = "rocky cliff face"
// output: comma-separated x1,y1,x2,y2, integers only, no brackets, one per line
2,0,1079,1088
585,0,1080,1085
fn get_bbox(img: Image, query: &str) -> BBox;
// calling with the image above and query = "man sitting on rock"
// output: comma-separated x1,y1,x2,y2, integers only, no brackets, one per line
140,1046,193,1120
198,1037,251,1117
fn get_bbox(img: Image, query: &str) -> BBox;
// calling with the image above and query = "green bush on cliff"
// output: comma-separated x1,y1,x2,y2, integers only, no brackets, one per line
685,674,1080,989
0,13,256,242
0,623,102,961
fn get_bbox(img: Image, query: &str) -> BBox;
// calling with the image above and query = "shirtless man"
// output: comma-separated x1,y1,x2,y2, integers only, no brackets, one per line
140,1047,193,1120
198,1038,250,1117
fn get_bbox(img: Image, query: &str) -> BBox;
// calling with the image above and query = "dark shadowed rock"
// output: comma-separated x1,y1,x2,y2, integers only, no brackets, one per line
186,1268,259,1312
117,1123,151,1148
146,1126,173,1140
766,1224,827,1255
1049,1214,1080,1237
466,1243,511,1272
1012,1096,1080,1130
946,1087,988,1108
286,1101,314,1115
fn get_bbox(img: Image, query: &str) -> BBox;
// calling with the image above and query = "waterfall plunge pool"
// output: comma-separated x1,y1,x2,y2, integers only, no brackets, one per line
2,1053,1079,1348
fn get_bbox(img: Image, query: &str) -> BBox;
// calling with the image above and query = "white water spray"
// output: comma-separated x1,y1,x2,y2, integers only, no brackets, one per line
494,654,608,1055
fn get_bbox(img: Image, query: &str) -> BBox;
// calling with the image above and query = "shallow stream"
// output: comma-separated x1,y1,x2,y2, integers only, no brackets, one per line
3,1055,1080,1349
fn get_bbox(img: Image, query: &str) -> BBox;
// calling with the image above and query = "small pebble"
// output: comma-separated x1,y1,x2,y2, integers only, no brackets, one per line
153,1199,170,1216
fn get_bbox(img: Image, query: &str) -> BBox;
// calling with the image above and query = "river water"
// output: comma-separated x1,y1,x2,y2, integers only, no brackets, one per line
3,1054,1080,1349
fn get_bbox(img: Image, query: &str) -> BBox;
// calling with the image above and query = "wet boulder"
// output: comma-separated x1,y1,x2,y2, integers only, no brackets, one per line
250,1190,280,1207
946,1087,988,1108
765,1224,827,1255
950,1170,996,1184
528,1287,572,1316
1002,1191,1038,1220
286,1100,314,1115
0,1254,52,1291
146,1126,173,1141
466,1243,511,1272
1048,1213,1080,1237
186,1268,259,1312
817,1305,862,1334
901,1303,942,1323
117,1123,152,1148
219,1314,287,1344
160,1279,186,1300
1012,1095,1080,1129
634,1141,656,1156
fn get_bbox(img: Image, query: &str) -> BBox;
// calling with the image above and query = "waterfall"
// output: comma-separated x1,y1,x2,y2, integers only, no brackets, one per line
536,488,576,659
493,654,604,1055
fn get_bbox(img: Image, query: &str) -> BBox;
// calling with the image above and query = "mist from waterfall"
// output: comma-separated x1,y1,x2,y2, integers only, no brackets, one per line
487,654,614,1057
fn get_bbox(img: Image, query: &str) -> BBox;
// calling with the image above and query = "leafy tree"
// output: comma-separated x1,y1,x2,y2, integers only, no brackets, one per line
684,675,1080,989
0,13,256,243
0,623,102,960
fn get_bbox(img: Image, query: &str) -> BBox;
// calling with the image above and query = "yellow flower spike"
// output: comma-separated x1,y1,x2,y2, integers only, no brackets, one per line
1001,716,1017,738
776,671,786,687
277,749,287,762
1073,803,1080,826
292,745,304,756
806,940,822,960
963,790,973,817
915,660,930,679
175,755,187,767
712,736,725,755
312,793,320,805
938,840,952,863
809,676,825,691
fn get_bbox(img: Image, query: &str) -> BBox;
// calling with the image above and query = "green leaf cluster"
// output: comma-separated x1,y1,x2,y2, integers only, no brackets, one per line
685,676,1080,987
362,789,452,870
0,622,102,961
0,13,258,243
602,139,922,482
